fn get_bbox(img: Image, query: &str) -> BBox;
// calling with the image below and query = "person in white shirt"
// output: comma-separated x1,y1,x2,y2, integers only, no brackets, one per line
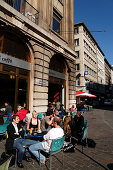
29,117,64,164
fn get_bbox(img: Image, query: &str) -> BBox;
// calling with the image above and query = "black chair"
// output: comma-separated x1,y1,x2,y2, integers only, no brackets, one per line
0,154,12,170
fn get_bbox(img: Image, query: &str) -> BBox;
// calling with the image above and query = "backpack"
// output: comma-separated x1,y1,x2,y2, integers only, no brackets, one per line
82,138,96,148
63,141,75,152
87,138,96,148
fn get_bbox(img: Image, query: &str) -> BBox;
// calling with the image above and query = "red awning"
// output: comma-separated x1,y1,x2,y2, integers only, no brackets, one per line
76,92,96,98
76,91,85,95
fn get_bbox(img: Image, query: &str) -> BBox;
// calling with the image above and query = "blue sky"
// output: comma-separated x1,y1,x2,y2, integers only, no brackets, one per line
74,0,113,65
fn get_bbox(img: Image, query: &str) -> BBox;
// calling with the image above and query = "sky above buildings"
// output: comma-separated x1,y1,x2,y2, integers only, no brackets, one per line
74,0,113,65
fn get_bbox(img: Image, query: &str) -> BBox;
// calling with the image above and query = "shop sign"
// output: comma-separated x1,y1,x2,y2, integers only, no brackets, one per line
77,86,82,88
39,81,46,85
84,71,88,75
0,53,31,70
49,69,66,80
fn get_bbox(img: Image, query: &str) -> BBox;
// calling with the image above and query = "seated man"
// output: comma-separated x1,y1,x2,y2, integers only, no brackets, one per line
5,115,37,168
15,105,27,125
29,117,64,164
69,111,84,143
4,101,12,115
41,110,54,131
53,109,59,117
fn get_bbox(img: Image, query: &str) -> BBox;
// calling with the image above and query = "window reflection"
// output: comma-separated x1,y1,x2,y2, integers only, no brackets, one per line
53,9,62,34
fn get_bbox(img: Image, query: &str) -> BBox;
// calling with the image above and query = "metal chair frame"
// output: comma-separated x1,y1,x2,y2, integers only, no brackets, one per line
81,126,88,152
69,120,88,152
39,136,64,170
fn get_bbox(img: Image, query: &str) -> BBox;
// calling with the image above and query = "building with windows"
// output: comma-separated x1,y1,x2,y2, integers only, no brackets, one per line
0,0,77,113
111,66,113,99
97,48,105,97
74,22,105,98
104,58,112,99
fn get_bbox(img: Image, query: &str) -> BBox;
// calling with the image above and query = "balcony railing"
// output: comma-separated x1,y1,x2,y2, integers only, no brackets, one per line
3,0,39,24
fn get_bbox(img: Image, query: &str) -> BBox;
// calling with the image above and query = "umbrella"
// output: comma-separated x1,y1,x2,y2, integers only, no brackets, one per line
76,91,85,95
76,92,96,98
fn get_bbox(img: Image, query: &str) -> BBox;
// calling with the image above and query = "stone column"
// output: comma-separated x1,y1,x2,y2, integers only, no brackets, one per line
67,58,76,109
32,44,52,113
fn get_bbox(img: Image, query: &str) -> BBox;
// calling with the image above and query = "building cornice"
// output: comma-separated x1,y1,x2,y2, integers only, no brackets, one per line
74,22,105,56
0,1,77,60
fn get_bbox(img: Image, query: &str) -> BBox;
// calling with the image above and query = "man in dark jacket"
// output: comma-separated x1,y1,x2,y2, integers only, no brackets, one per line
5,115,37,168
4,102,12,115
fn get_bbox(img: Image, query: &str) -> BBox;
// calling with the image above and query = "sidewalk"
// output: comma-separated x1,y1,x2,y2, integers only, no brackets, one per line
0,108,113,169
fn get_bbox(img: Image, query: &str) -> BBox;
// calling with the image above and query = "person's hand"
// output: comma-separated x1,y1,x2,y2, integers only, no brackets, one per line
51,117,54,121
19,128,23,132
14,132,19,135
30,128,34,130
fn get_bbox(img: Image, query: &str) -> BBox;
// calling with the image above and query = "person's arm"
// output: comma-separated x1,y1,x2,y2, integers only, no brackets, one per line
26,118,31,131
7,125,19,139
38,119,41,130
5,107,8,114
18,125,25,137
43,130,51,140
46,117,54,125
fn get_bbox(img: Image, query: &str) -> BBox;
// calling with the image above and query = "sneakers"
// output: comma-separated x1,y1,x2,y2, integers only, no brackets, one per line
17,162,24,168
40,159,46,165
25,157,32,162
40,158,49,165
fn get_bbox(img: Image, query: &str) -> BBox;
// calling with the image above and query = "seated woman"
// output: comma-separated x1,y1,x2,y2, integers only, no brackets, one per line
64,116,71,137
70,105,75,112
26,110,40,132
69,111,84,143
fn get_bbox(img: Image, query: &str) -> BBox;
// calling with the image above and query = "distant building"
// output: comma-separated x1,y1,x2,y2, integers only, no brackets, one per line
104,58,112,99
74,22,105,98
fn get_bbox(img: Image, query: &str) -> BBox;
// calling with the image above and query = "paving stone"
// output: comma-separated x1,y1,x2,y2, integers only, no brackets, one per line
1,107,113,169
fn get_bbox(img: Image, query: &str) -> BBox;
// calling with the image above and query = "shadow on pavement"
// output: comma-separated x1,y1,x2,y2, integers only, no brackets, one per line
76,148,108,170
107,163,113,170
93,105,113,111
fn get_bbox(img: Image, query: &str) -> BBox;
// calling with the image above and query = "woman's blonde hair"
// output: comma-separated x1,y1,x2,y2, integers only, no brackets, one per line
32,110,37,116
64,116,71,136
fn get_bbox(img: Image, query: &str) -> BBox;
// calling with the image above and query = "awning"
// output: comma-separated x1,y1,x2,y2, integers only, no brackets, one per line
76,92,96,98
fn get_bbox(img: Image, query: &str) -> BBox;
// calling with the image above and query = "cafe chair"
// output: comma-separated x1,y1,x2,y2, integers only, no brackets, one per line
0,154,12,170
38,113,43,120
39,136,64,170
72,111,77,117
69,120,88,152
81,121,88,152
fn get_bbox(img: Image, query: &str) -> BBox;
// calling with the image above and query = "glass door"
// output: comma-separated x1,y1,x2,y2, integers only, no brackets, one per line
17,78,28,109
0,73,15,110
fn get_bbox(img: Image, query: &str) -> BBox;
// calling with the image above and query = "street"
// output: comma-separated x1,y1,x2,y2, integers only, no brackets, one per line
1,107,113,169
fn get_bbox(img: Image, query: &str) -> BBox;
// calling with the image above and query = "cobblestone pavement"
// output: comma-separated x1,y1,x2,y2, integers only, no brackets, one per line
1,107,113,170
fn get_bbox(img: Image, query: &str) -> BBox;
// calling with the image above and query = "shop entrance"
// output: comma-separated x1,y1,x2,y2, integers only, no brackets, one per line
0,29,31,112
48,79,65,104
48,54,67,107
0,73,15,109
0,64,29,112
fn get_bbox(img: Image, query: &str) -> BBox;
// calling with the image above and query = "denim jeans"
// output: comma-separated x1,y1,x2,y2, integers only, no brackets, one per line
29,142,46,163
13,138,37,163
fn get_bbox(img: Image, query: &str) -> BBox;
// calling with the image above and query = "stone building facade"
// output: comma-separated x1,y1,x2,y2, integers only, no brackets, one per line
74,22,97,93
74,22,105,97
104,58,112,99
0,0,77,113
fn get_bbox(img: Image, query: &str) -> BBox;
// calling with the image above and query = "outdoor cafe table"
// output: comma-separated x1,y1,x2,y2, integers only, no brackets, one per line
25,131,47,141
